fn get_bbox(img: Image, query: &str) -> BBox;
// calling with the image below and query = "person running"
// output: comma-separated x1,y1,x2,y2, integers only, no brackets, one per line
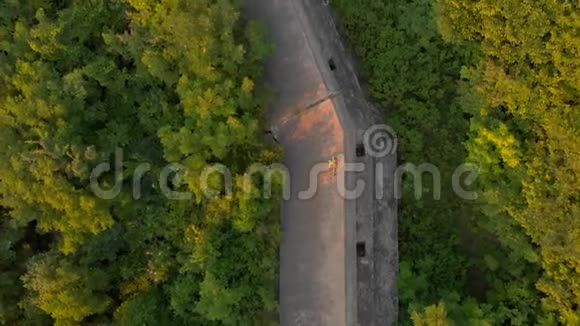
328,156,338,176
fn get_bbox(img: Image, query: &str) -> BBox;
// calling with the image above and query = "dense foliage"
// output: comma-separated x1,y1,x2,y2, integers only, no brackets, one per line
0,0,280,325
334,0,578,324
437,1,580,323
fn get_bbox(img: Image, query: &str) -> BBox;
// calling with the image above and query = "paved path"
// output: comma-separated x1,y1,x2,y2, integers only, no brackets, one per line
244,1,399,325
244,0,351,325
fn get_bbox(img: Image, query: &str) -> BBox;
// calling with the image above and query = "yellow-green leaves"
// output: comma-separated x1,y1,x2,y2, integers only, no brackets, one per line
437,0,580,321
22,254,112,324
1,0,277,324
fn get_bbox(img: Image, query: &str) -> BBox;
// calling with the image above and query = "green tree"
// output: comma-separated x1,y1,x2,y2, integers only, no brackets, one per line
22,254,112,325
0,0,278,324
436,0,580,322
411,302,453,326
114,288,173,326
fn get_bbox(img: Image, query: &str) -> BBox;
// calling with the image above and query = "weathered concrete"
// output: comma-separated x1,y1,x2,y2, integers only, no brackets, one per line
243,0,398,325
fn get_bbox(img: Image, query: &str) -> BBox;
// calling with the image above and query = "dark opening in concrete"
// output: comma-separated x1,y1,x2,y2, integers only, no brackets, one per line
356,143,366,157
328,58,337,71
356,242,366,258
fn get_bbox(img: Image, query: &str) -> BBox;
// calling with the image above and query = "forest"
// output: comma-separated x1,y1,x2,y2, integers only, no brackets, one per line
333,0,579,324
0,0,281,325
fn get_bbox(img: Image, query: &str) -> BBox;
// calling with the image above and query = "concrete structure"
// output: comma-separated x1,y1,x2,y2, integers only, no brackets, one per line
243,1,398,325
